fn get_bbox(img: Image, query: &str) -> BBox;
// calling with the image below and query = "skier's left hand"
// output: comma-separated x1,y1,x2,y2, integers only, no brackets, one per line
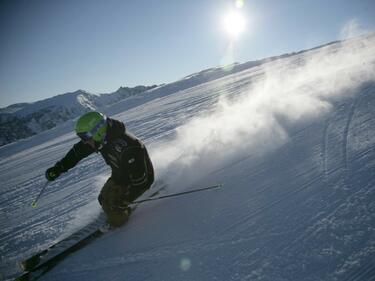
45,166,61,181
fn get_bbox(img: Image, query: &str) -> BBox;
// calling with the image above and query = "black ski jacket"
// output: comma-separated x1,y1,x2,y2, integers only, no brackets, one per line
55,118,154,187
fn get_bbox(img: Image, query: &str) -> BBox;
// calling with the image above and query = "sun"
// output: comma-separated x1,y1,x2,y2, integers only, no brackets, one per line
222,10,246,39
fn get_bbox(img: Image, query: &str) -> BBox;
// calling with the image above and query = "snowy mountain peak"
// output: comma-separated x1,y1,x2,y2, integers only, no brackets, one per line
0,85,156,146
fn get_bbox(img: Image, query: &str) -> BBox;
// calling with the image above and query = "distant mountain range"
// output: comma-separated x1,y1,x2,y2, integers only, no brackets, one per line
0,86,156,146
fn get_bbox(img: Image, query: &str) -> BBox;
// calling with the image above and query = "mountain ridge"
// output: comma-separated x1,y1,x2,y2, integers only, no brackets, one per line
0,86,156,146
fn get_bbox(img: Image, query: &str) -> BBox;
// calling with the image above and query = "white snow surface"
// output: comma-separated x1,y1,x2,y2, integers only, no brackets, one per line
1,35,375,281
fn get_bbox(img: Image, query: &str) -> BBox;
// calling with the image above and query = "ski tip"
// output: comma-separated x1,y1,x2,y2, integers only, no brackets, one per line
31,202,37,208
19,256,40,271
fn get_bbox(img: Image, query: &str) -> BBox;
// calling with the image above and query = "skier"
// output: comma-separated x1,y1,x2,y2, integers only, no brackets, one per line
45,111,154,227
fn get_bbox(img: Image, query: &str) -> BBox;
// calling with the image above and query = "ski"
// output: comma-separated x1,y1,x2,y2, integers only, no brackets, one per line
15,212,108,281
15,183,167,281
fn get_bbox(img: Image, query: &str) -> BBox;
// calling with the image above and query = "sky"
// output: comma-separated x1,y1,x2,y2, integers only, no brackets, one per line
0,0,374,108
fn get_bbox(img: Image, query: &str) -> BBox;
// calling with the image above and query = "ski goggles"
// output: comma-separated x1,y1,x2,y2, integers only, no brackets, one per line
76,131,93,141
77,117,107,141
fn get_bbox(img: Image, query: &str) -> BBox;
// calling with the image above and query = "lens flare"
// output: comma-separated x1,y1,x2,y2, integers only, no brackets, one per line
235,0,244,9
179,257,192,271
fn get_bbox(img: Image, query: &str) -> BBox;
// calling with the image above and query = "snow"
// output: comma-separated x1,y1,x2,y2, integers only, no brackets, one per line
1,34,375,281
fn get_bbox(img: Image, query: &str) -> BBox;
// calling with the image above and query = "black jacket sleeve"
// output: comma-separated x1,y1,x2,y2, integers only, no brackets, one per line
55,140,95,173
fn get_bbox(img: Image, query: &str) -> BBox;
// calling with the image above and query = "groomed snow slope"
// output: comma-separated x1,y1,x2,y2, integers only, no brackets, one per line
1,35,375,281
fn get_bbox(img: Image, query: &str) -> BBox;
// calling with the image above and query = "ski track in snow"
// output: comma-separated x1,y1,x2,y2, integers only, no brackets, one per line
1,35,375,281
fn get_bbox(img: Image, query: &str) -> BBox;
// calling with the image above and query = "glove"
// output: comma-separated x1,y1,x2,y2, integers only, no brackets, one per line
45,166,61,181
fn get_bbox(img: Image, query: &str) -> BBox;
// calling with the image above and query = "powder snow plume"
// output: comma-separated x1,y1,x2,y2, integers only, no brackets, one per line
151,35,375,188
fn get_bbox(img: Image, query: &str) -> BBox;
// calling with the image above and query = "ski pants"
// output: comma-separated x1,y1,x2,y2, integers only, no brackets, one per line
98,177,152,227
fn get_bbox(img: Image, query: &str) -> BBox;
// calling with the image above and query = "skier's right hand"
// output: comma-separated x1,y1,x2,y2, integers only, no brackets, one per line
45,166,61,181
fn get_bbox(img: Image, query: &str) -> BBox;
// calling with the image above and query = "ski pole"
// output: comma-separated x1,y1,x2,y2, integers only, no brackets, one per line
31,181,49,208
132,184,223,204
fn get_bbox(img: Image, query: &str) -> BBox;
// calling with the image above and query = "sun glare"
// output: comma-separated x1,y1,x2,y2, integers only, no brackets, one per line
223,10,246,39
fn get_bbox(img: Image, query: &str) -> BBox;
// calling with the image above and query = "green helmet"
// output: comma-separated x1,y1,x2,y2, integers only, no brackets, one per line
75,111,108,142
